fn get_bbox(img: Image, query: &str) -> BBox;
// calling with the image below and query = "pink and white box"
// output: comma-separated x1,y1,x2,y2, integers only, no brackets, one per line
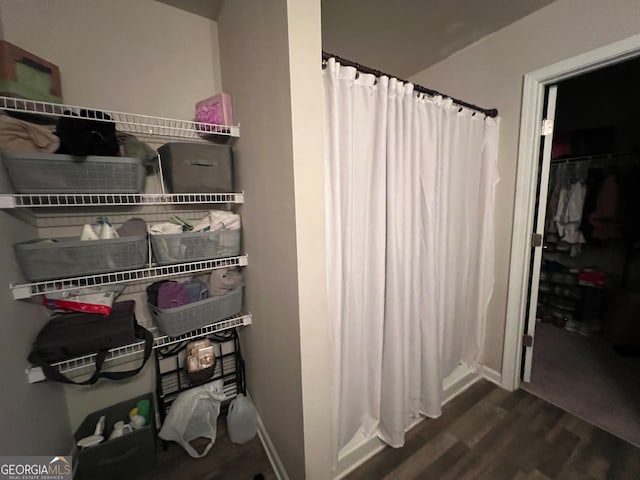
195,92,234,126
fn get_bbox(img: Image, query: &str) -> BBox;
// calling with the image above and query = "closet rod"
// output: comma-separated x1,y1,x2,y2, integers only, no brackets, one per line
322,51,499,118
550,152,639,165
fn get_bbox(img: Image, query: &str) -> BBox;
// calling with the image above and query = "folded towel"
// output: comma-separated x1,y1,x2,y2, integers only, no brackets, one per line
209,210,241,231
209,268,243,296
190,210,240,232
149,222,184,235
0,113,59,152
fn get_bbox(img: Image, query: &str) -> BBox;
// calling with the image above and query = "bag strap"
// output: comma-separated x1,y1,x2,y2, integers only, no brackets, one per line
100,324,154,381
27,324,154,385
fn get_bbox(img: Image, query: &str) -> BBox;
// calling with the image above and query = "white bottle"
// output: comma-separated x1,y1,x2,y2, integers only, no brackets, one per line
226,394,257,444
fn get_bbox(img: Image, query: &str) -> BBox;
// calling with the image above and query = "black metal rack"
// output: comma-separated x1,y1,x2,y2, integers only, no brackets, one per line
153,328,245,424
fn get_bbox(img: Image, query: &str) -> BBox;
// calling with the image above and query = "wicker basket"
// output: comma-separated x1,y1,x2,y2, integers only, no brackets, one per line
149,287,243,337
14,235,148,281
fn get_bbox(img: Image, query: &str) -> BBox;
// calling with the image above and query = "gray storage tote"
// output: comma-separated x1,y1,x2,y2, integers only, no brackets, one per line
150,287,243,337
2,152,146,193
14,235,148,281
158,142,233,193
151,229,240,265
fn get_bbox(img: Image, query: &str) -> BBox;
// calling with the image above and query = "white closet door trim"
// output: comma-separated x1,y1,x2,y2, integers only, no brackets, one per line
502,33,640,391
522,85,557,383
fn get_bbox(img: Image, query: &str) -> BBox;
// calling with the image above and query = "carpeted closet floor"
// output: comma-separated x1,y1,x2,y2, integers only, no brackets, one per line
523,321,640,447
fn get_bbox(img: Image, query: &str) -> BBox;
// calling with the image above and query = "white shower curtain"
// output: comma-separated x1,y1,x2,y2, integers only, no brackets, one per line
323,58,499,456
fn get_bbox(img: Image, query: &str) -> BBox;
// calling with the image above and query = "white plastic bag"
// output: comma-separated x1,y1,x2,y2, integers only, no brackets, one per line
226,394,257,444
159,380,225,458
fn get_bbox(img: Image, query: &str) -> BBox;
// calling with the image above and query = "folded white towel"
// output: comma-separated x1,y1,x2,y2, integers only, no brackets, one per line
149,222,183,235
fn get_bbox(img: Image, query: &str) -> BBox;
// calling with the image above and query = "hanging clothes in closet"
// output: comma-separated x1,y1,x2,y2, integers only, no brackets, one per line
540,153,640,335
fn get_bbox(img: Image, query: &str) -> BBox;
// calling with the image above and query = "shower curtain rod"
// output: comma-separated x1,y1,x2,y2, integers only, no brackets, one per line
322,51,499,118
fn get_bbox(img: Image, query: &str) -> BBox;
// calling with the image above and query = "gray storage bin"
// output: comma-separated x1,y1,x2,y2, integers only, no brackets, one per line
74,393,157,480
150,229,240,265
158,142,233,193
2,151,146,193
150,287,243,336
14,235,148,281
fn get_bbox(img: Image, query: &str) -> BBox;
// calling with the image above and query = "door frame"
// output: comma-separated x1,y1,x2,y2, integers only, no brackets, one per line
502,33,640,391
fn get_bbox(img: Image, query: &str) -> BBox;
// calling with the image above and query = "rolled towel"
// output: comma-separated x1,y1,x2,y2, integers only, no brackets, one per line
209,267,243,296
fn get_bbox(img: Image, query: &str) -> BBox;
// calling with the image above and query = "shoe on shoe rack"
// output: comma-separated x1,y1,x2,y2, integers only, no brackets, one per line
565,319,580,332
577,323,591,336
552,313,568,328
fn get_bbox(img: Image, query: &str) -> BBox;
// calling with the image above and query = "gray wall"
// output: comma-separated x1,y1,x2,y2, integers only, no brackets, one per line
0,211,72,454
218,1,306,477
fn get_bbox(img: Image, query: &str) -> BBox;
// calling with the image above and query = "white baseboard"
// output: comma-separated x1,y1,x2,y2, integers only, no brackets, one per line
442,364,481,403
256,411,290,480
334,432,386,480
479,364,503,387
333,364,481,479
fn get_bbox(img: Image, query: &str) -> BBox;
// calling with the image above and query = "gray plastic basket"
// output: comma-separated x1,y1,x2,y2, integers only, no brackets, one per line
149,287,243,336
14,235,148,281
2,152,146,193
150,229,240,265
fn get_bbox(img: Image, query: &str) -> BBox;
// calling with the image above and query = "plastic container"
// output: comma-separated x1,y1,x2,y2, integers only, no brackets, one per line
150,229,240,265
74,393,157,480
226,394,258,444
2,152,145,193
14,235,148,281
149,287,243,337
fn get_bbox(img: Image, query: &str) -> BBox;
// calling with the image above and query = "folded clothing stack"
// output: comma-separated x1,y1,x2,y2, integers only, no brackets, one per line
0,113,59,153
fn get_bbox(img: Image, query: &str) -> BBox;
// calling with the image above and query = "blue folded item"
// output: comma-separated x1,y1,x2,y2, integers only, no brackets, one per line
182,279,209,303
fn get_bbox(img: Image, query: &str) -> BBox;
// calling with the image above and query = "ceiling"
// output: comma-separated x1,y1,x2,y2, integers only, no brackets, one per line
156,0,224,21
323,0,556,78
155,0,556,78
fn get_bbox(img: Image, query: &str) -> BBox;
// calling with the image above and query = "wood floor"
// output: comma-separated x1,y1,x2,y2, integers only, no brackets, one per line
345,380,640,480
140,411,276,480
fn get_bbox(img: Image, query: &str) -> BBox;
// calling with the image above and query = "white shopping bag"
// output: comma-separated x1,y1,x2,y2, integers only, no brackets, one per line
158,380,226,458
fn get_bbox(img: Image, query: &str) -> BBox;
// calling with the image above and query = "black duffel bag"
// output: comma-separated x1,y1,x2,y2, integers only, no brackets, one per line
28,300,153,385
55,109,120,156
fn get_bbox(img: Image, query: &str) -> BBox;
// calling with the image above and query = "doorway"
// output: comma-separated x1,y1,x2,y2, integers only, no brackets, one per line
522,58,640,446
503,35,640,443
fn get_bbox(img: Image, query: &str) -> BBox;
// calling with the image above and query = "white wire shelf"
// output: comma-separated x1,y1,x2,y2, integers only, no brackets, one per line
0,192,244,208
0,193,244,208
11,255,248,299
0,96,239,141
25,313,252,383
